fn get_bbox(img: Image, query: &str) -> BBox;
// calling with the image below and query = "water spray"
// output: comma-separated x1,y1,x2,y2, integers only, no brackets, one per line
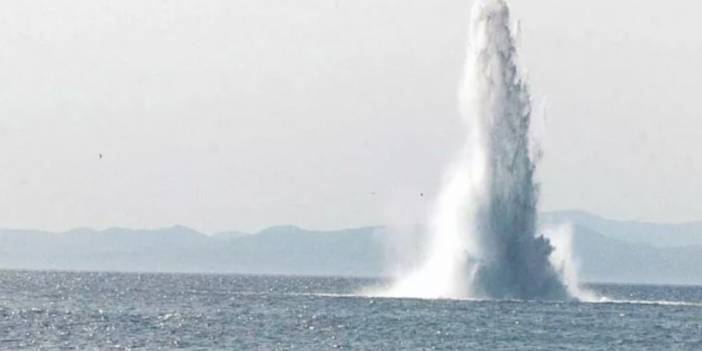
375,0,579,300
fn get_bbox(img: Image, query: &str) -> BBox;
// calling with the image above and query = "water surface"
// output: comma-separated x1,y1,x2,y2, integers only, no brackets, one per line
0,271,700,350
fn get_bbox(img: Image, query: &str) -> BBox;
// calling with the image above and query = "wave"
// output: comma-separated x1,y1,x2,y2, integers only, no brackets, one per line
296,290,702,307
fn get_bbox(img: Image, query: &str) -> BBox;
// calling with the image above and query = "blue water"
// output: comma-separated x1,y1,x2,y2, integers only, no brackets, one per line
0,271,700,350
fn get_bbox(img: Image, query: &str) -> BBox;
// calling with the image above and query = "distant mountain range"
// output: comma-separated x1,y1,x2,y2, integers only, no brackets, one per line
0,211,700,285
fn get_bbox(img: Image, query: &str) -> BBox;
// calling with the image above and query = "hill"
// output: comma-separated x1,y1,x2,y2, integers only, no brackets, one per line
0,211,700,285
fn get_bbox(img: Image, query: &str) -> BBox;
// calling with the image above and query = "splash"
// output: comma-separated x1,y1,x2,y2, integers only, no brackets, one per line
373,0,574,300
542,224,599,301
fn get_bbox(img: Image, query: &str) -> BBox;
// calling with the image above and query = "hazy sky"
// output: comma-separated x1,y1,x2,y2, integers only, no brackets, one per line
1,0,701,233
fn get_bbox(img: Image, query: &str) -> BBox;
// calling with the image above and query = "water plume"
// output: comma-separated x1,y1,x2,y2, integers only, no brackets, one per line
373,0,574,300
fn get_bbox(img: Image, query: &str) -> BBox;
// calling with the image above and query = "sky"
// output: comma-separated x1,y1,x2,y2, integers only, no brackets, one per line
0,0,700,233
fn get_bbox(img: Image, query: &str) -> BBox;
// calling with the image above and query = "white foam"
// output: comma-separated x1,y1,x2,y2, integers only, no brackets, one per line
304,291,702,308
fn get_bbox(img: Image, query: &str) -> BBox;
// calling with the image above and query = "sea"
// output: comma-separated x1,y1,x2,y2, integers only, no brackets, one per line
0,270,700,350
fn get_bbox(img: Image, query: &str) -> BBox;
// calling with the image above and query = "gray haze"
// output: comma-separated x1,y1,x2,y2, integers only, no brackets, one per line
1,0,701,233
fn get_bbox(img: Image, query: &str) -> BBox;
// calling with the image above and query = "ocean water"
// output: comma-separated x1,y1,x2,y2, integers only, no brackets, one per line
0,271,700,350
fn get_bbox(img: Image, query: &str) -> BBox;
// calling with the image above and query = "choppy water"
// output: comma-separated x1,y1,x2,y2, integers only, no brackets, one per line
0,271,701,350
